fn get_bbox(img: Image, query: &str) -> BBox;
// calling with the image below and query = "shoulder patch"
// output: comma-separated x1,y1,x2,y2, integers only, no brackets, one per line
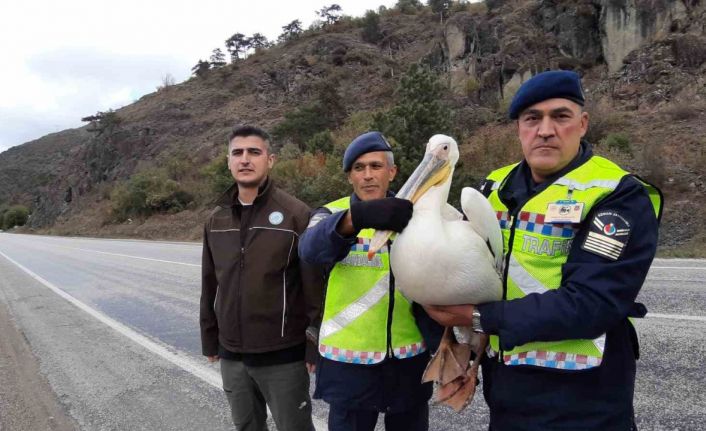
581,210,631,261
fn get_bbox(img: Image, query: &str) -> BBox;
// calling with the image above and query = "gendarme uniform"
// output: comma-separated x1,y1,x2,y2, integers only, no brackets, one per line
299,191,440,421
477,141,662,430
317,196,426,363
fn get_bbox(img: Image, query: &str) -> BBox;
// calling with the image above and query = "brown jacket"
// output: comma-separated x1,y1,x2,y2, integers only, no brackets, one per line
200,179,323,358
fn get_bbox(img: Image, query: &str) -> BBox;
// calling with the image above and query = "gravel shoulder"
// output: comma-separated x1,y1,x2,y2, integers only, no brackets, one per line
0,295,78,431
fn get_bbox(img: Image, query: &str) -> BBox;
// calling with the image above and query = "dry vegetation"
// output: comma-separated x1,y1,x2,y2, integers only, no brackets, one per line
5,1,706,256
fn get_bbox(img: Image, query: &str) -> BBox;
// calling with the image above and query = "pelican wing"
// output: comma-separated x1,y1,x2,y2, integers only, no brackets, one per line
461,187,503,272
442,203,463,221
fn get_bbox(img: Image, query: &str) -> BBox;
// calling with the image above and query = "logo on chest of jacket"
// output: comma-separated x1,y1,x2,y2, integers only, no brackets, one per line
269,211,284,225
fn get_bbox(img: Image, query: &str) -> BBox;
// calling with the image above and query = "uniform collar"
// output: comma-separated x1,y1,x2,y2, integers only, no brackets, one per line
500,140,593,212
350,190,395,203
216,177,273,208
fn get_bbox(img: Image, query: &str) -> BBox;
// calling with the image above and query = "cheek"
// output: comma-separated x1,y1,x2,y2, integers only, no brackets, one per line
518,128,534,145
377,171,392,183
348,173,361,186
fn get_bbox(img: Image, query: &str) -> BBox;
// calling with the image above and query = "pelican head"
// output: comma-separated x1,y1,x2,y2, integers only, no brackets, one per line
366,134,459,259
396,134,458,202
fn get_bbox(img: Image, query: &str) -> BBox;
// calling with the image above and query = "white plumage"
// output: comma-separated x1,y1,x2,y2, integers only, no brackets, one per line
387,134,502,305
366,134,504,412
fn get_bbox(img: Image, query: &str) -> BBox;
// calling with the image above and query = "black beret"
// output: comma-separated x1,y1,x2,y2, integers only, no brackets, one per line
508,70,585,119
343,131,392,172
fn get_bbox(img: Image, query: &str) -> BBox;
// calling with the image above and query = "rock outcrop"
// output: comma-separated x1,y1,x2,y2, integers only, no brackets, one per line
439,0,704,104
1,0,704,236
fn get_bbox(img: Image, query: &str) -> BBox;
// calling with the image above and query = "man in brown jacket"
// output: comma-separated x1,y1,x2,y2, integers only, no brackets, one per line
200,125,323,431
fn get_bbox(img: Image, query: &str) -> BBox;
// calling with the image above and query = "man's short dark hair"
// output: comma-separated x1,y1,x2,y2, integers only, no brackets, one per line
228,125,272,152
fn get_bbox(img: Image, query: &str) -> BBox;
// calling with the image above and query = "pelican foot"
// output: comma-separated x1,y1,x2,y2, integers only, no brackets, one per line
422,327,471,385
440,360,479,412
434,332,489,413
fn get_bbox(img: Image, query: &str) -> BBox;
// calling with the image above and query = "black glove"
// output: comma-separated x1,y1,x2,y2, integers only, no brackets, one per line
349,197,413,232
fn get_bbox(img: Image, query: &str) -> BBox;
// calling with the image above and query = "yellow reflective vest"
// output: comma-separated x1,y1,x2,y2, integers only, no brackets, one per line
318,197,425,364
485,156,662,370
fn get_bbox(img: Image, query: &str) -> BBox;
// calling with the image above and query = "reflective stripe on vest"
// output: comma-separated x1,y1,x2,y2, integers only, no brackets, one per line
318,197,425,364
485,155,661,370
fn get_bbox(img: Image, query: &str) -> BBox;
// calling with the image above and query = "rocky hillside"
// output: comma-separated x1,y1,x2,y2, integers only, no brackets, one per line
1,0,704,255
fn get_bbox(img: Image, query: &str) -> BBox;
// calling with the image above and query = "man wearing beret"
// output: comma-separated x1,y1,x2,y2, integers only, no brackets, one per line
424,70,662,430
298,131,442,431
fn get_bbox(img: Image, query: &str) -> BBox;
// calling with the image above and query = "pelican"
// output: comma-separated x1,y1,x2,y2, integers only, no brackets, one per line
367,134,503,411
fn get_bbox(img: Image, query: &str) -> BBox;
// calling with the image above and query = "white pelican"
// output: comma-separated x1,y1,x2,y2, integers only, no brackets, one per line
367,134,503,411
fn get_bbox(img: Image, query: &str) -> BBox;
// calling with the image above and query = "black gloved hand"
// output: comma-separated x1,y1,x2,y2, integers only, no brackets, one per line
349,197,413,232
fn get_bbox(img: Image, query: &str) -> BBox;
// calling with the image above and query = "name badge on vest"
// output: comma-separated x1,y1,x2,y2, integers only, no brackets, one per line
545,200,584,223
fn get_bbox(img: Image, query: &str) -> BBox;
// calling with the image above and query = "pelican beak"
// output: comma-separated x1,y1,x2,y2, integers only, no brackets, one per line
395,146,452,203
366,145,452,260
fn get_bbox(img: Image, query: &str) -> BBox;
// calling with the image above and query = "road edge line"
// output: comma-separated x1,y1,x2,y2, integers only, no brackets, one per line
0,250,326,430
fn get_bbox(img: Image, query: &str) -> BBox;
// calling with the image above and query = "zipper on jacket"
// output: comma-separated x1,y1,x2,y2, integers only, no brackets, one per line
499,210,519,362
238,245,245,346
386,240,395,359
281,234,296,337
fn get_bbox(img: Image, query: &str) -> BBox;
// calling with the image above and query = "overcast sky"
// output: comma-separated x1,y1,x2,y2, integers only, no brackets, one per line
0,0,402,153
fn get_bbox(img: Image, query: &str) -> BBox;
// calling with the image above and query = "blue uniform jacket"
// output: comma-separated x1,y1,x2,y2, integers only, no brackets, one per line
298,192,443,413
477,142,661,430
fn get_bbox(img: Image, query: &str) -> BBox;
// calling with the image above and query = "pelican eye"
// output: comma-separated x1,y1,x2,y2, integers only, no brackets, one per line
443,145,448,150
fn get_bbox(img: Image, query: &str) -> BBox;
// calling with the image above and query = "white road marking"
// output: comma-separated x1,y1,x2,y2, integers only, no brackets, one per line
59,246,200,267
0,250,326,430
646,313,706,322
650,266,706,270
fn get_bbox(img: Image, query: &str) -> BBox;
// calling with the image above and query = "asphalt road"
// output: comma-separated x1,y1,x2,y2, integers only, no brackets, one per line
0,233,703,430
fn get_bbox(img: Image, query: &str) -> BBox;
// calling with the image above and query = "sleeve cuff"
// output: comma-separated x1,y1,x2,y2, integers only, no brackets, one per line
477,302,504,336
305,339,319,364
328,211,358,244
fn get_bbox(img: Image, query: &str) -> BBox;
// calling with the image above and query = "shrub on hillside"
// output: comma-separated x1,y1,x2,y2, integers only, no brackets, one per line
600,133,631,154
371,64,453,189
81,109,123,136
306,131,335,154
273,105,333,147
463,123,522,181
273,79,346,150
272,153,348,208
583,102,628,145
361,10,382,44
663,99,700,121
162,153,192,181
640,139,666,188
395,0,422,14
2,205,30,229
465,77,480,96
466,1,488,14
110,169,194,222
201,155,233,197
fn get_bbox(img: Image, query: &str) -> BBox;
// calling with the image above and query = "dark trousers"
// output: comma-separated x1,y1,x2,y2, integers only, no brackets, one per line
327,402,429,431
220,359,314,431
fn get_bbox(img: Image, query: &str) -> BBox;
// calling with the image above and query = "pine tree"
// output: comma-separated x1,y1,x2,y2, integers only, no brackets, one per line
272,79,346,150
371,64,453,188
361,10,382,44
81,109,124,136
278,20,303,43
209,48,226,67
191,59,211,77
428,0,453,22
225,33,250,61
395,0,422,14
317,4,342,25
249,33,270,52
